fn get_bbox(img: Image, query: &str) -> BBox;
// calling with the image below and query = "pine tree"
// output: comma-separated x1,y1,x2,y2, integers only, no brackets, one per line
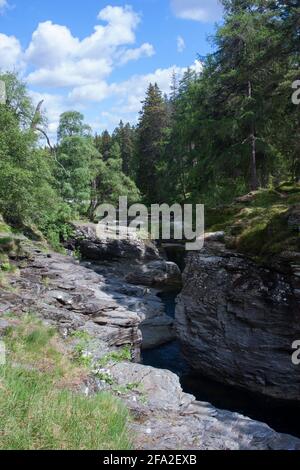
136,83,168,203
101,130,112,161
113,121,136,177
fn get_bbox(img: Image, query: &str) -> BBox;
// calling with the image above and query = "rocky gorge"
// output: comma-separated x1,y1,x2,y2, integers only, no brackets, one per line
176,210,300,403
1,218,300,450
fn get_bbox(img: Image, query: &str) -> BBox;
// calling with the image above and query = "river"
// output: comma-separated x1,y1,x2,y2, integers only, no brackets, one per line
142,290,300,438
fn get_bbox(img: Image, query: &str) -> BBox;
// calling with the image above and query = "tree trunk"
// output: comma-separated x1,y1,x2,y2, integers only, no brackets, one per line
250,131,259,190
248,81,259,190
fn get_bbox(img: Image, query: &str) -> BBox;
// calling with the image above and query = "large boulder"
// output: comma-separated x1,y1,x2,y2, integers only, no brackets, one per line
125,260,182,289
70,222,160,261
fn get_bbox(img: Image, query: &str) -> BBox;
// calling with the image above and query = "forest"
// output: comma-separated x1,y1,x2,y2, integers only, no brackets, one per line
0,0,299,249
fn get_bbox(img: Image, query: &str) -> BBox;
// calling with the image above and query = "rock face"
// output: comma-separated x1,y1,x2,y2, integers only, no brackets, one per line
176,239,300,402
70,222,160,261
0,245,143,360
1,238,300,449
125,260,182,289
108,363,300,450
69,223,178,349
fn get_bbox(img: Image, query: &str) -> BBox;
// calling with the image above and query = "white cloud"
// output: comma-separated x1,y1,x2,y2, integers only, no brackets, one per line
27,58,112,88
24,6,154,88
171,0,223,23
110,60,203,115
25,21,80,68
68,81,111,103
30,59,203,138
177,35,185,53
0,33,23,71
118,43,155,65
0,4,204,136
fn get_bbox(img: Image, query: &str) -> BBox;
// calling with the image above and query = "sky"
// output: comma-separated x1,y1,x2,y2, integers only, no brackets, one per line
0,0,223,140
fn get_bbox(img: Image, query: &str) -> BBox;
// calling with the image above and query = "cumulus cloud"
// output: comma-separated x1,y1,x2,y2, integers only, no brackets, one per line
0,33,23,70
110,60,203,115
177,35,185,53
30,59,203,137
24,6,153,88
68,81,111,104
118,43,155,65
0,4,203,136
171,0,223,23
25,21,80,69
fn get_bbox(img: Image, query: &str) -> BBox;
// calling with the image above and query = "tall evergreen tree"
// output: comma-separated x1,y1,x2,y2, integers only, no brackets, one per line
136,83,168,203
113,121,136,177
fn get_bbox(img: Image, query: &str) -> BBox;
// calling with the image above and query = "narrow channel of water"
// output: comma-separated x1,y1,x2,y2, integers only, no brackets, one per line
142,291,300,438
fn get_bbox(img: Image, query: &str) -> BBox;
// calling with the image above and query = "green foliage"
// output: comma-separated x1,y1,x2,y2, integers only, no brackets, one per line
0,75,140,248
0,315,131,450
95,371,115,386
129,1,300,206
206,185,300,261
57,135,98,215
0,72,35,128
71,331,91,341
0,262,14,273
98,346,132,367
135,83,169,204
0,88,72,249
57,111,92,141
2,0,299,257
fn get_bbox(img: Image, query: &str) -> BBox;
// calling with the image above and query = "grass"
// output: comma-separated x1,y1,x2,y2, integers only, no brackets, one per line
0,252,18,287
0,315,132,450
97,346,132,368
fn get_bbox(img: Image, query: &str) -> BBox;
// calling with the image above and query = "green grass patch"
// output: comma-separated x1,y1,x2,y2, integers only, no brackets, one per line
0,315,132,450
98,346,132,368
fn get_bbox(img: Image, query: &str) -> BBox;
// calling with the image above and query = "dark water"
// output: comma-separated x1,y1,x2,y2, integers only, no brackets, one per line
142,291,300,438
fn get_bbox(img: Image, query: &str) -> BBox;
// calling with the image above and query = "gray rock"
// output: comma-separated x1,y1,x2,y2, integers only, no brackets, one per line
125,260,182,288
176,241,300,401
141,315,176,350
2,238,300,450
71,222,160,261
109,363,300,450
204,231,225,242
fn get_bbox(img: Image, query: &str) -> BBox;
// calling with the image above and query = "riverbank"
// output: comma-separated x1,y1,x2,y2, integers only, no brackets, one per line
1,227,300,449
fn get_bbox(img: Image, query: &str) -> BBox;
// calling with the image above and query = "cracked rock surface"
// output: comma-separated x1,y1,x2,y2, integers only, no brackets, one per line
176,239,300,401
1,238,300,449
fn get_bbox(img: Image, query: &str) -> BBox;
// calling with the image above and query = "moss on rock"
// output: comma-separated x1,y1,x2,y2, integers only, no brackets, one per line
205,184,300,263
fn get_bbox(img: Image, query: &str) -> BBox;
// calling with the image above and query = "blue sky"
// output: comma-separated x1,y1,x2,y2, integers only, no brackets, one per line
0,0,223,139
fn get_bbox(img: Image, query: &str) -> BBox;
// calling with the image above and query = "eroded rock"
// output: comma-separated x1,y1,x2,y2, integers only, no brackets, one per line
176,240,300,401
1,238,300,450
125,260,182,289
